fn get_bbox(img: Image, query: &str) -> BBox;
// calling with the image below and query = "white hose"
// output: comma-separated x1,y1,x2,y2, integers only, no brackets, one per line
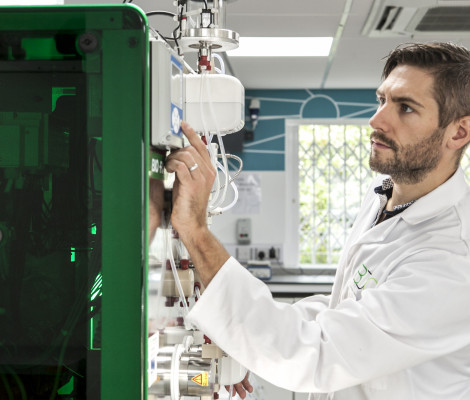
199,72,224,210
213,132,229,209
166,229,189,317
218,180,239,213
203,74,229,210
209,179,239,215
208,143,222,209
212,53,225,74
199,72,214,162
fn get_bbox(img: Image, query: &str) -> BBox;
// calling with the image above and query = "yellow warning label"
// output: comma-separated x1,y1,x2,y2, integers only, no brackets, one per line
191,372,209,387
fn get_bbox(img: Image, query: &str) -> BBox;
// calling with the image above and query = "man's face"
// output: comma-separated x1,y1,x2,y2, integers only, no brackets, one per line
368,65,447,185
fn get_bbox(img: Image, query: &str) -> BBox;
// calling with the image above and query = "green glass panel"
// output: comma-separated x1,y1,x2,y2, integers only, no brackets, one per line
0,5,149,399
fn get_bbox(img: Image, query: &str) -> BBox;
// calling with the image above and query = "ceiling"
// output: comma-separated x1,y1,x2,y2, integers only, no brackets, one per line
64,0,470,90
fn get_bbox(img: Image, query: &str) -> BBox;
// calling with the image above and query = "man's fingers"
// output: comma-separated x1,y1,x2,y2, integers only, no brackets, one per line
181,121,211,161
166,123,214,180
236,383,247,398
232,383,246,399
165,149,202,179
241,374,253,393
223,374,252,399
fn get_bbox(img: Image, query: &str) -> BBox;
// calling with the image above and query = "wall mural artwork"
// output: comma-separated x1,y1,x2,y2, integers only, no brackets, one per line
238,88,377,171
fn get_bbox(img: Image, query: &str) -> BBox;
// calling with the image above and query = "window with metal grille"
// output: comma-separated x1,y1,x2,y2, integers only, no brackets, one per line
286,122,470,268
297,123,374,266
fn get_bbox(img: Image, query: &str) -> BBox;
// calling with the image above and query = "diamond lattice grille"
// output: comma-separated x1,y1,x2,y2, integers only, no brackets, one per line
298,125,470,267
298,124,374,265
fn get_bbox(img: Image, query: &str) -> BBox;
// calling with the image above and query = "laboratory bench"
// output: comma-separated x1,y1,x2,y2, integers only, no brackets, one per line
255,264,336,297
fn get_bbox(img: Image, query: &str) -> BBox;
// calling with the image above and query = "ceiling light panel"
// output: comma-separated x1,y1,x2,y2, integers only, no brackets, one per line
227,37,333,57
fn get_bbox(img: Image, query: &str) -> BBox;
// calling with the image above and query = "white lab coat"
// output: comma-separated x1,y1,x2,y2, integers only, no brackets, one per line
186,168,470,400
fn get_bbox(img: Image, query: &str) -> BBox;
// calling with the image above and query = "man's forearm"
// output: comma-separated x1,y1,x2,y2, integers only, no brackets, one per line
165,122,231,287
178,227,230,287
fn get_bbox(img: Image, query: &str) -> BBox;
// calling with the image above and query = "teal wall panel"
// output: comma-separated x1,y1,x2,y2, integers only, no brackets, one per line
239,89,377,171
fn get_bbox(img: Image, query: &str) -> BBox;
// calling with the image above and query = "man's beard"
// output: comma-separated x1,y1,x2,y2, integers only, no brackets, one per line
369,127,445,185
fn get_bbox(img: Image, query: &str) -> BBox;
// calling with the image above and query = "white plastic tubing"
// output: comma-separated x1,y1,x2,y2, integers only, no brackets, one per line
199,66,239,216
165,227,190,317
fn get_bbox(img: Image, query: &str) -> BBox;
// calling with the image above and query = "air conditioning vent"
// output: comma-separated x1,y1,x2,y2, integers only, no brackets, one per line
416,7,470,31
362,0,470,37
375,6,403,31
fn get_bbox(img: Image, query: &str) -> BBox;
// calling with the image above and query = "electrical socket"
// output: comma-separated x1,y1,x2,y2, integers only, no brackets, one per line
252,246,281,262
236,246,251,262
233,244,283,263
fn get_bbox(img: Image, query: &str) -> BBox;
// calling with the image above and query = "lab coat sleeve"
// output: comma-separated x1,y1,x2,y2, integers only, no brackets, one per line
186,252,470,393
292,294,331,319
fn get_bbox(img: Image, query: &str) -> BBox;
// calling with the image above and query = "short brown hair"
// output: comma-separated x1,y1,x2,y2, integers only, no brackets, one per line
383,42,470,162
383,42,470,128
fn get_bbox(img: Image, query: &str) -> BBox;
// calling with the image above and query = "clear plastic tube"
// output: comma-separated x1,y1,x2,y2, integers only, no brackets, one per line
200,73,226,210
199,72,214,161
218,180,238,213
203,74,229,210
195,285,201,301
165,228,189,317
210,154,243,193
208,159,227,212
212,53,225,74
208,143,222,209
209,170,238,215
212,133,229,209
199,73,221,210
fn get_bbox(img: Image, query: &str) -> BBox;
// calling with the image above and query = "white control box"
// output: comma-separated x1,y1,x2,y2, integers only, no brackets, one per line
150,38,185,149
185,73,244,135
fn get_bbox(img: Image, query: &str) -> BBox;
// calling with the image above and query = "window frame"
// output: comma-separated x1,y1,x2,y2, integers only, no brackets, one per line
284,118,372,269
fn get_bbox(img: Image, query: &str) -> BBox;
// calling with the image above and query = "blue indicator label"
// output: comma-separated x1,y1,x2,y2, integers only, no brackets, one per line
170,54,183,137
170,103,183,137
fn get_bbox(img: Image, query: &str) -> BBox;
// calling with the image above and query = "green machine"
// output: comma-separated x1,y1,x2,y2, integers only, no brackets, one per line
0,5,150,399
0,3,246,399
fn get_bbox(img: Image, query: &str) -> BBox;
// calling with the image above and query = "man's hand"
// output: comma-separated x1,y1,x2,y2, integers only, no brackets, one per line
165,122,229,286
225,372,253,399
165,122,216,238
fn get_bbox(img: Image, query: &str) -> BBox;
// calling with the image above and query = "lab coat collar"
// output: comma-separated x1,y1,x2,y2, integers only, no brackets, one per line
354,208,402,246
400,168,469,225
343,168,468,268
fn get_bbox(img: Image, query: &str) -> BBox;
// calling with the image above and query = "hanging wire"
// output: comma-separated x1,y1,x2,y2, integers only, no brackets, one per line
172,3,185,55
146,11,177,18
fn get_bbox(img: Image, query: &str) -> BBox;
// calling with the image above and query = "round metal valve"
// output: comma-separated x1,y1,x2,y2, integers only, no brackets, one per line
150,344,216,398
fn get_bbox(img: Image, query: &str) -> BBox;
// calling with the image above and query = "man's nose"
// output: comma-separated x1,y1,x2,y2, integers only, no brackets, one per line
369,108,381,131
369,103,390,132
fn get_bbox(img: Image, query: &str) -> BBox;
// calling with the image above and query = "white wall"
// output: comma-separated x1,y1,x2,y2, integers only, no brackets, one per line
210,170,289,262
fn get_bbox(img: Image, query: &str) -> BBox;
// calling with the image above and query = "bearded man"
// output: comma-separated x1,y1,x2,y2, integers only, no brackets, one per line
166,42,470,400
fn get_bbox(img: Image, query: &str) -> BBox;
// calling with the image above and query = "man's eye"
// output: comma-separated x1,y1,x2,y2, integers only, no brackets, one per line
377,97,385,106
401,104,413,113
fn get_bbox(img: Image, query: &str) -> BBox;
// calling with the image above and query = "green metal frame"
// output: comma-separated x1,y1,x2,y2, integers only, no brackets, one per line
0,5,149,399
101,7,149,399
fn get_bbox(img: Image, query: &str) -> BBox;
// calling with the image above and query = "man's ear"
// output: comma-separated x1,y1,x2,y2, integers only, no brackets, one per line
448,116,470,150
